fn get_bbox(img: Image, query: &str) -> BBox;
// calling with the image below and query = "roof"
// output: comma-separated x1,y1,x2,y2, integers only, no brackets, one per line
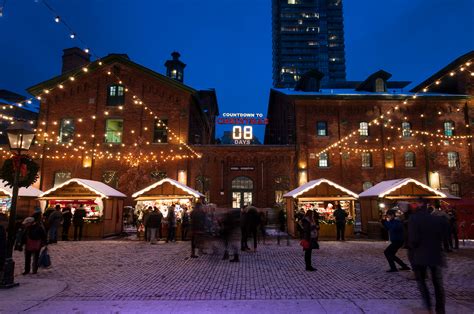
359,178,446,198
27,53,198,96
39,178,126,199
283,178,359,199
355,69,392,92
410,50,474,92
132,178,204,199
0,181,42,198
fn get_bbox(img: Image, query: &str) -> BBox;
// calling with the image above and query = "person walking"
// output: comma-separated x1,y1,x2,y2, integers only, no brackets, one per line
48,205,63,244
246,206,260,251
258,211,267,245
167,205,176,243
409,203,448,314
240,206,250,251
73,205,87,241
432,202,452,253
143,208,151,242
147,208,161,244
302,210,318,271
333,204,348,241
447,208,459,250
382,210,411,272
221,209,240,262
277,207,287,245
181,207,190,241
191,203,205,258
61,206,73,241
21,217,47,275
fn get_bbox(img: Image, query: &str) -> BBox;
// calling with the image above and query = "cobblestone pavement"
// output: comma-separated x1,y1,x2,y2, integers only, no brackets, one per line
11,239,474,305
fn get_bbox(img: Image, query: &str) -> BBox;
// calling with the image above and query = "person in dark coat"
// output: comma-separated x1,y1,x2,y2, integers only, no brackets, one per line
409,203,448,314
333,204,348,241
147,207,161,244
221,209,240,262
48,205,63,244
277,208,287,245
295,208,305,240
181,207,190,241
167,206,176,242
246,206,260,251
73,205,87,241
61,206,73,241
142,208,151,242
382,210,410,272
190,203,206,258
258,211,267,245
302,210,317,271
21,217,47,275
240,206,249,251
447,208,459,250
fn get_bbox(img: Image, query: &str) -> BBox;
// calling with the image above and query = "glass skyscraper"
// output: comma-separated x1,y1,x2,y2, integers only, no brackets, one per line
272,0,346,88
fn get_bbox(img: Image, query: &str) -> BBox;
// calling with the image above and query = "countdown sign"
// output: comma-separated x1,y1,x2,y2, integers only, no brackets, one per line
218,113,268,145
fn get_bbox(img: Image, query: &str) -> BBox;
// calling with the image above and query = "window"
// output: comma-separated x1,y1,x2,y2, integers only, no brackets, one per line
274,176,290,204
107,84,125,106
102,171,118,188
402,122,412,137
444,121,454,136
59,118,75,143
105,119,123,143
150,171,167,180
361,152,372,168
359,122,369,136
375,78,385,92
385,152,394,168
450,183,460,197
288,0,298,4
232,176,253,190
404,152,416,168
362,182,373,191
317,121,328,136
447,152,460,168
153,119,168,143
196,176,210,202
318,153,329,168
53,171,71,187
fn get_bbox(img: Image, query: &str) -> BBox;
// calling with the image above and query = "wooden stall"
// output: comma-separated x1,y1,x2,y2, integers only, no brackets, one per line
359,178,447,238
283,179,359,238
39,178,126,238
0,181,42,218
132,178,204,240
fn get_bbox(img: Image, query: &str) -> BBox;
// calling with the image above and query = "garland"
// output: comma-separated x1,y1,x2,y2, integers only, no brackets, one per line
0,154,40,188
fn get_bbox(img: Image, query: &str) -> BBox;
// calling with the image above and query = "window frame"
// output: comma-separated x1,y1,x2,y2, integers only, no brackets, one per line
404,151,416,168
361,152,372,168
105,118,124,144
447,151,460,168
106,84,125,106
316,121,328,137
401,122,412,137
58,118,75,143
318,152,329,168
153,118,168,143
450,183,460,197
444,121,454,137
362,181,373,191
359,122,369,137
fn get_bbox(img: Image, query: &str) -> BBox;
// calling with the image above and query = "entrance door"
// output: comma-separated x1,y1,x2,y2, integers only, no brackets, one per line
231,176,254,208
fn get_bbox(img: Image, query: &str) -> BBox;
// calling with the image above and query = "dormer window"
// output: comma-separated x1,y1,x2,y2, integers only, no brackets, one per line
375,78,385,92
107,84,125,106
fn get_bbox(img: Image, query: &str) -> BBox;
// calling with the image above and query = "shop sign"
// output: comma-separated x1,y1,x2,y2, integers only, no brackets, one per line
230,166,255,171
218,113,268,145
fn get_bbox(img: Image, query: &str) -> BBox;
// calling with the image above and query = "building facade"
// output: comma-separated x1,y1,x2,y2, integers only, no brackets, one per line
272,0,346,88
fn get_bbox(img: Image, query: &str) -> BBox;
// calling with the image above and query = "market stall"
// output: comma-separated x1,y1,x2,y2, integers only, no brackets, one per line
283,179,359,238
358,178,447,238
0,181,42,218
38,178,126,238
132,178,204,240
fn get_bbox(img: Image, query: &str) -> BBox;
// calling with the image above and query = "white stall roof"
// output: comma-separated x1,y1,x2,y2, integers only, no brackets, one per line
0,181,42,198
39,178,126,199
359,178,446,198
132,178,204,199
283,178,359,199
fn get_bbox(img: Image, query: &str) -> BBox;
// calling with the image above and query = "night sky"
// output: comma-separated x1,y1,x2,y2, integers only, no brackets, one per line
0,0,472,140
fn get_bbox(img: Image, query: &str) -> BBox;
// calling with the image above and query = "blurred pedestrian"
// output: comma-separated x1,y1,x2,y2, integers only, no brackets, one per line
61,205,73,241
221,209,240,262
240,206,250,251
191,203,206,258
143,207,151,242
295,208,305,240
48,205,63,244
21,217,47,275
409,203,448,314
301,210,317,271
246,206,260,251
447,208,459,250
382,210,410,272
147,207,161,244
167,205,176,242
277,207,287,245
333,204,348,241
181,207,190,241
73,204,87,241
432,201,452,253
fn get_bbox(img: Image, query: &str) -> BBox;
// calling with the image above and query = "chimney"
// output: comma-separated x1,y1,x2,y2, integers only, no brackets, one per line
62,47,91,74
164,51,186,83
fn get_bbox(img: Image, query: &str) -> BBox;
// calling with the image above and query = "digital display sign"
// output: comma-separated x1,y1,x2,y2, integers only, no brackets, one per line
218,113,268,145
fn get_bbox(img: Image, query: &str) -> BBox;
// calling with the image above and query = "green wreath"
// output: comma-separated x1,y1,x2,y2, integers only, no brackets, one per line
0,155,40,188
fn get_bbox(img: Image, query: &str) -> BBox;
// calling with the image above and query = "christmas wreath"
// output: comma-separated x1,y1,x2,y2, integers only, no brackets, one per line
0,154,40,188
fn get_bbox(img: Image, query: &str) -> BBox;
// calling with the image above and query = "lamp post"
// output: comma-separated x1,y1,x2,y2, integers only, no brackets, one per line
0,121,35,288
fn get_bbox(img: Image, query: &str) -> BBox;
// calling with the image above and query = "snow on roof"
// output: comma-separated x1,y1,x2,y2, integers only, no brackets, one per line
132,178,204,199
273,88,469,98
283,178,358,199
39,178,126,199
359,178,446,198
0,180,42,198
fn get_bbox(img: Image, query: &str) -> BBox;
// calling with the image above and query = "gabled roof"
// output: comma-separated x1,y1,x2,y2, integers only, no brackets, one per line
27,53,197,96
410,50,474,93
283,178,358,199
0,181,42,198
132,178,204,199
355,70,392,92
359,178,446,198
39,178,126,199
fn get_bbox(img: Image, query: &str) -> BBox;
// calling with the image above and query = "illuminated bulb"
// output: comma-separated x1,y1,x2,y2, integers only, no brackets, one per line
70,33,76,39
69,76,75,81
58,84,64,89
466,62,472,66
107,71,111,75
449,72,455,76
36,96,41,100
44,89,50,94
471,72,474,76
27,100,32,104
98,61,103,66
435,80,441,85
82,67,88,72
423,88,428,92
54,16,60,23
84,48,90,53
118,106,123,110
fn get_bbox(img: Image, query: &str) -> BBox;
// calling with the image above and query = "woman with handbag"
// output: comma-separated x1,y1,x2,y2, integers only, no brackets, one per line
21,217,47,275
301,210,318,271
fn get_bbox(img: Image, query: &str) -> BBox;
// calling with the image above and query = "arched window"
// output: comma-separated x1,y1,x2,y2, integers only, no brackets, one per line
318,153,329,168
404,151,416,168
402,122,412,137
232,176,253,190
444,121,454,136
375,78,385,92
362,182,373,191
359,122,369,136
107,84,125,106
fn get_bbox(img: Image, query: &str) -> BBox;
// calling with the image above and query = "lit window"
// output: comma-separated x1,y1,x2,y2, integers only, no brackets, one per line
361,152,372,168
53,171,71,187
405,152,416,168
447,152,460,168
59,118,75,143
444,121,454,136
319,153,329,168
317,121,328,136
308,41,318,46
359,122,369,136
450,183,460,197
375,78,385,92
362,182,373,191
153,119,168,143
402,122,412,137
105,119,123,143
107,84,125,106
385,152,394,169
288,0,298,4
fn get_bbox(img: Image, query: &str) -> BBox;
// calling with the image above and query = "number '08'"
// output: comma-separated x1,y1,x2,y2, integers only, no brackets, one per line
232,126,253,140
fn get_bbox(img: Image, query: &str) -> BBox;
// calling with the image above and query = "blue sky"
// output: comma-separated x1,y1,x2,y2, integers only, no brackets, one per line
0,0,473,140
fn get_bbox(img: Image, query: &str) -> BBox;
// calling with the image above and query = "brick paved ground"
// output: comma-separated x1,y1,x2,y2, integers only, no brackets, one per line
11,238,474,305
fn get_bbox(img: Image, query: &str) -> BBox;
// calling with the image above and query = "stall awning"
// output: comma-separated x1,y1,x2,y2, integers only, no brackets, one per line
283,179,359,199
358,178,447,199
0,181,43,198
132,178,204,200
39,178,127,199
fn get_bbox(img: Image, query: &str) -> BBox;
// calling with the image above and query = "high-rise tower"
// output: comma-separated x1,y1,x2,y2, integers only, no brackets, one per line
272,0,346,88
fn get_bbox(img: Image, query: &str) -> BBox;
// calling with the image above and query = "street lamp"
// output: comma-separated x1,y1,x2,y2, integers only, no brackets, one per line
0,121,35,288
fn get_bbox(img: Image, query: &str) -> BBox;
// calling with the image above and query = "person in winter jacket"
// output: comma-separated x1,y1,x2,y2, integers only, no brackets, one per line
167,206,176,242
333,204,348,241
302,210,318,271
382,210,410,272
21,217,47,275
61,206,73,241
48,205,63,244
147,207,162,244
73,205,87,241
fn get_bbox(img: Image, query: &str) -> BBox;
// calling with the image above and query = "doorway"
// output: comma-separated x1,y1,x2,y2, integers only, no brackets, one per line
231,176,253,208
